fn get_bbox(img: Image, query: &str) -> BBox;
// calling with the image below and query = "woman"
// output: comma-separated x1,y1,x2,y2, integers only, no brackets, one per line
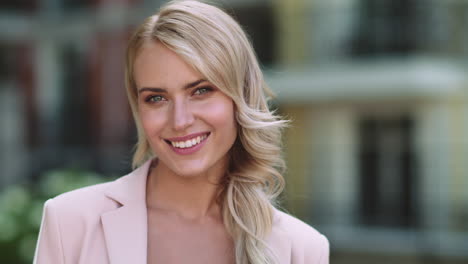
34,1,329,263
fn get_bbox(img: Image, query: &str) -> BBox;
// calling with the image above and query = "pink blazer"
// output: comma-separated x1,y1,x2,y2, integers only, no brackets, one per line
34,161,329,264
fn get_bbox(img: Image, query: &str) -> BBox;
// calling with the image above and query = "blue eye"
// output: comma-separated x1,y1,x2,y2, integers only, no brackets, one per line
194,86,213,95
146,95,165,102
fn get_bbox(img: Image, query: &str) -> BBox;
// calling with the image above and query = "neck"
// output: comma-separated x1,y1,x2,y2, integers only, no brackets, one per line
146,160,226,221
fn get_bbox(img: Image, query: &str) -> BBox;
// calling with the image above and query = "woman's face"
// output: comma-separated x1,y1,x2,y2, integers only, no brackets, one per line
133,41,237,178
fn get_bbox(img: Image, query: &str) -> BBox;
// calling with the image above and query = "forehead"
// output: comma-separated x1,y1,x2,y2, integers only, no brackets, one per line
133,41,203,89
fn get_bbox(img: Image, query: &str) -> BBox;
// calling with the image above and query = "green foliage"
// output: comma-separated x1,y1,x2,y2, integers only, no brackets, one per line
0,169,107,264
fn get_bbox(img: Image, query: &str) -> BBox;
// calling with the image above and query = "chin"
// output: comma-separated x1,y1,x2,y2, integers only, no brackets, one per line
168,160,211,177
169,156,229,180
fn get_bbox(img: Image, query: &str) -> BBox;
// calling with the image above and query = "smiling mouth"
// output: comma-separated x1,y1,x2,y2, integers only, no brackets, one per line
164,132,210,149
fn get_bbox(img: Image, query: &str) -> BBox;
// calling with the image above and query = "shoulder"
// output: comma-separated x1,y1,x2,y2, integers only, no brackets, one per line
44,180,118,218
40,180,121,238
43,160,150,219
35,180,120,263
269,208,329,264
35,162,150,263
40,160,150,227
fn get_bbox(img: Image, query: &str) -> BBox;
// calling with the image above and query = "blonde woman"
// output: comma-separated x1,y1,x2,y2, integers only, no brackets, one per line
34,1,329,263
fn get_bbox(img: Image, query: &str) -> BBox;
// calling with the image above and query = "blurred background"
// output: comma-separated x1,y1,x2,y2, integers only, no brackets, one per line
1,0,468,263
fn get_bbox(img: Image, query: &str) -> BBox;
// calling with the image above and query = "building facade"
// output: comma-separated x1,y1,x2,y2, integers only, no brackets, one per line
268,0,468,263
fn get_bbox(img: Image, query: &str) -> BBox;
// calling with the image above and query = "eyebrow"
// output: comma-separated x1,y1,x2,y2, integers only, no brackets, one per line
138,79,207,94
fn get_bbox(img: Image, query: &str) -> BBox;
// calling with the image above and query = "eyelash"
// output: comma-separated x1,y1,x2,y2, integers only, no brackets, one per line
145,95,165,103
143,86,214,103
193,86,214,95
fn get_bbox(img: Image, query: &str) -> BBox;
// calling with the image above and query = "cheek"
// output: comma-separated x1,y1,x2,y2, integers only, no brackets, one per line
201,99,237,136
138,107,167,137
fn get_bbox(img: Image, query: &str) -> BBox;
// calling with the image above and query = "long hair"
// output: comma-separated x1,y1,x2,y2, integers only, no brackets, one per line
125,1,288,263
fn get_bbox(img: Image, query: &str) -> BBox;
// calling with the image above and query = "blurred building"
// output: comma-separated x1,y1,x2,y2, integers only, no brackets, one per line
266,0,468,263
0,0,150,185
1,0,468,263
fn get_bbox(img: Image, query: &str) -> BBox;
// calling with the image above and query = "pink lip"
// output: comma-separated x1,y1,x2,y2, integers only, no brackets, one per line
165,131,210,142
165,132,211,155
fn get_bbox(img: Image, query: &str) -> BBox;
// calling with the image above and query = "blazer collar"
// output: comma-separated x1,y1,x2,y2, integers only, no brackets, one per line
101,159,153,264
99,160,294,263
103,160,152,205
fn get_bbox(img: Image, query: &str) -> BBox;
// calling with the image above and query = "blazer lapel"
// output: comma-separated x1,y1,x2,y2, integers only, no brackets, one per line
101,161,152,264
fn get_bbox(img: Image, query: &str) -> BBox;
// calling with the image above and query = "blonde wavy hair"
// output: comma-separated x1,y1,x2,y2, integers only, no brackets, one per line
125,1,288,263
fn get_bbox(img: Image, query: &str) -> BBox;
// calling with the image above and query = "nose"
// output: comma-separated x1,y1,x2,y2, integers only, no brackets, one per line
171,98,195,131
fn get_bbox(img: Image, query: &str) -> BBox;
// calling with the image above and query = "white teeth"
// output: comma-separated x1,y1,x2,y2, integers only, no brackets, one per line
170,134,208,149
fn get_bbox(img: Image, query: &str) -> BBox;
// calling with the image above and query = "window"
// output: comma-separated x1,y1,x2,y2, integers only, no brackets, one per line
358,114,418,227
228,4,276,66
0,43,15,84
1,0,38,12
59,44,91,147
352,0,421,56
